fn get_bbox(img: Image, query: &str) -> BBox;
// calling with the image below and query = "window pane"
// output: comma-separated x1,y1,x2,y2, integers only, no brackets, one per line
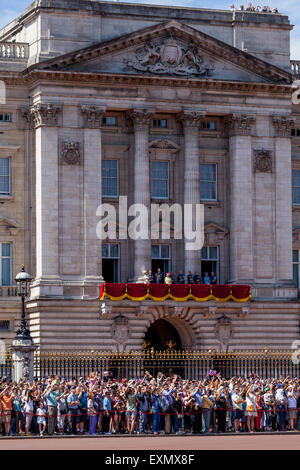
201,247,208,259
2,244,10,257
201,182,216,200
152,161,169,199
102,244,109,258
200,164,216,200
293,250,299,263
2,258,11,285
292,170,300,187
0,158,10,195
293,264,299,288
209,247,218,260
152,245,159,259
110,244,119,258
160,245,169,259
201,164,216,182
102,160,118,197
292,187,300,205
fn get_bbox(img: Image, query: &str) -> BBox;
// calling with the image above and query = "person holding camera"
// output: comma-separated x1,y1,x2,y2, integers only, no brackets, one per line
44,382,59,435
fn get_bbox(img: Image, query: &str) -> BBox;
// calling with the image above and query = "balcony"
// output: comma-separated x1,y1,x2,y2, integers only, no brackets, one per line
0,42,28,61
291,60,300,78
0,286,18,297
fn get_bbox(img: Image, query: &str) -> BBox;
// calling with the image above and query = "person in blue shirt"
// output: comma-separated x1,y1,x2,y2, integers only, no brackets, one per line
155,268,163,284
191,386,203,433
102,391,112,434
211,272,217,284
203,272,211,284
151,388,162,435
67,386,80,435
44,384,59,436
78,385,88,434
137,386,151,434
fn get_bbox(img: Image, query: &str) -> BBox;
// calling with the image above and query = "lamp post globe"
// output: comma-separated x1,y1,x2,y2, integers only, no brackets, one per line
14,265,33,341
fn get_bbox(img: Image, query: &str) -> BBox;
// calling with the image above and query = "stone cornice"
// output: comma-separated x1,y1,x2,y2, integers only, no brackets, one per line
225,113,256,136
0,70,294,97
272,115,296,137
80,105,106,129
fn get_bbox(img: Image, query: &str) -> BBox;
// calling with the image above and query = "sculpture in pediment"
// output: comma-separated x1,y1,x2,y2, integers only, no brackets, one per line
125,35,214,77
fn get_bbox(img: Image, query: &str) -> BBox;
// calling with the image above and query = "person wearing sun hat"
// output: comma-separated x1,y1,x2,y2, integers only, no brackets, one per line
164,272,172,285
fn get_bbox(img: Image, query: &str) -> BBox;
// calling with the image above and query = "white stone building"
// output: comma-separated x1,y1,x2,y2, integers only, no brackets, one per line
0,0,300,352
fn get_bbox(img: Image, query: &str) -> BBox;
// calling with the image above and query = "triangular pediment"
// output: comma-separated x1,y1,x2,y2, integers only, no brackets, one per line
205,222,229,235
30,20,292,84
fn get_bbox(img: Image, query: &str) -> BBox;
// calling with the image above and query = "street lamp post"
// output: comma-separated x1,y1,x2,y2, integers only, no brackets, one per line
11,265,37,382
15,265,32,341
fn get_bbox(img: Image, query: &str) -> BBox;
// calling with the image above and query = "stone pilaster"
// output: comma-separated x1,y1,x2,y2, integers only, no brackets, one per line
30,104,63,298
128,109,154,281
11,338,37,383
226,113,256,283
81,105,106,294
177,111,205,274
272,115,295,285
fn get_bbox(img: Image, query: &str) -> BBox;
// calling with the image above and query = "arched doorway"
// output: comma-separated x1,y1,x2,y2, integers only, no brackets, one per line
144,319,182,351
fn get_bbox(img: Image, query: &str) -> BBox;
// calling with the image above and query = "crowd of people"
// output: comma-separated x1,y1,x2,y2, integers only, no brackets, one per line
0,372,299,437
230,3,279,13
143,270,217,285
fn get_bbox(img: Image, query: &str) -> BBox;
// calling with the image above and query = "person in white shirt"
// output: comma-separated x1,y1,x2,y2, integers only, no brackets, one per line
24,390,34,436
245,385,257,432
36,402,47,436
287,386,298,430
232,387,245,432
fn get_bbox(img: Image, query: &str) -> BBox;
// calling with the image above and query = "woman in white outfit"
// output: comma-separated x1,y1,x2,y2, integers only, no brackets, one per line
24,390,34,435
245,385,257,432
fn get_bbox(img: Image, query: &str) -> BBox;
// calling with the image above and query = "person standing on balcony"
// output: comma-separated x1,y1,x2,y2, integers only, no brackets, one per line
203,273,211,285
155,268,163,284
211,272,217,284
164,273,172,285
177,271,185,284
187,271,194,284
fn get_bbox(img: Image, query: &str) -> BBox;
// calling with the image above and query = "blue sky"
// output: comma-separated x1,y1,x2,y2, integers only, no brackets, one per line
0,0,299,58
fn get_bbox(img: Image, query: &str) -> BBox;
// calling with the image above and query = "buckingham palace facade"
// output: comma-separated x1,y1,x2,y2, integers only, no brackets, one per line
0,0,300,353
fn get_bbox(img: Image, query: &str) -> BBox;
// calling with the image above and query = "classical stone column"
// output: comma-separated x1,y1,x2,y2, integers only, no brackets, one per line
30,103,63,298
128,109,154,281
81,106,106,293
226,114,256,284
177,111,205,274
272,115,295,285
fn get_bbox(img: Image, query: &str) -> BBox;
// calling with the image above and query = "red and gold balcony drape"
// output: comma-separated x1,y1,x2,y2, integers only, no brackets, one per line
100,283,251,302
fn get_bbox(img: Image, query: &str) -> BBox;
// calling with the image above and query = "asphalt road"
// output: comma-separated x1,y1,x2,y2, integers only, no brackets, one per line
0,433,299,450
